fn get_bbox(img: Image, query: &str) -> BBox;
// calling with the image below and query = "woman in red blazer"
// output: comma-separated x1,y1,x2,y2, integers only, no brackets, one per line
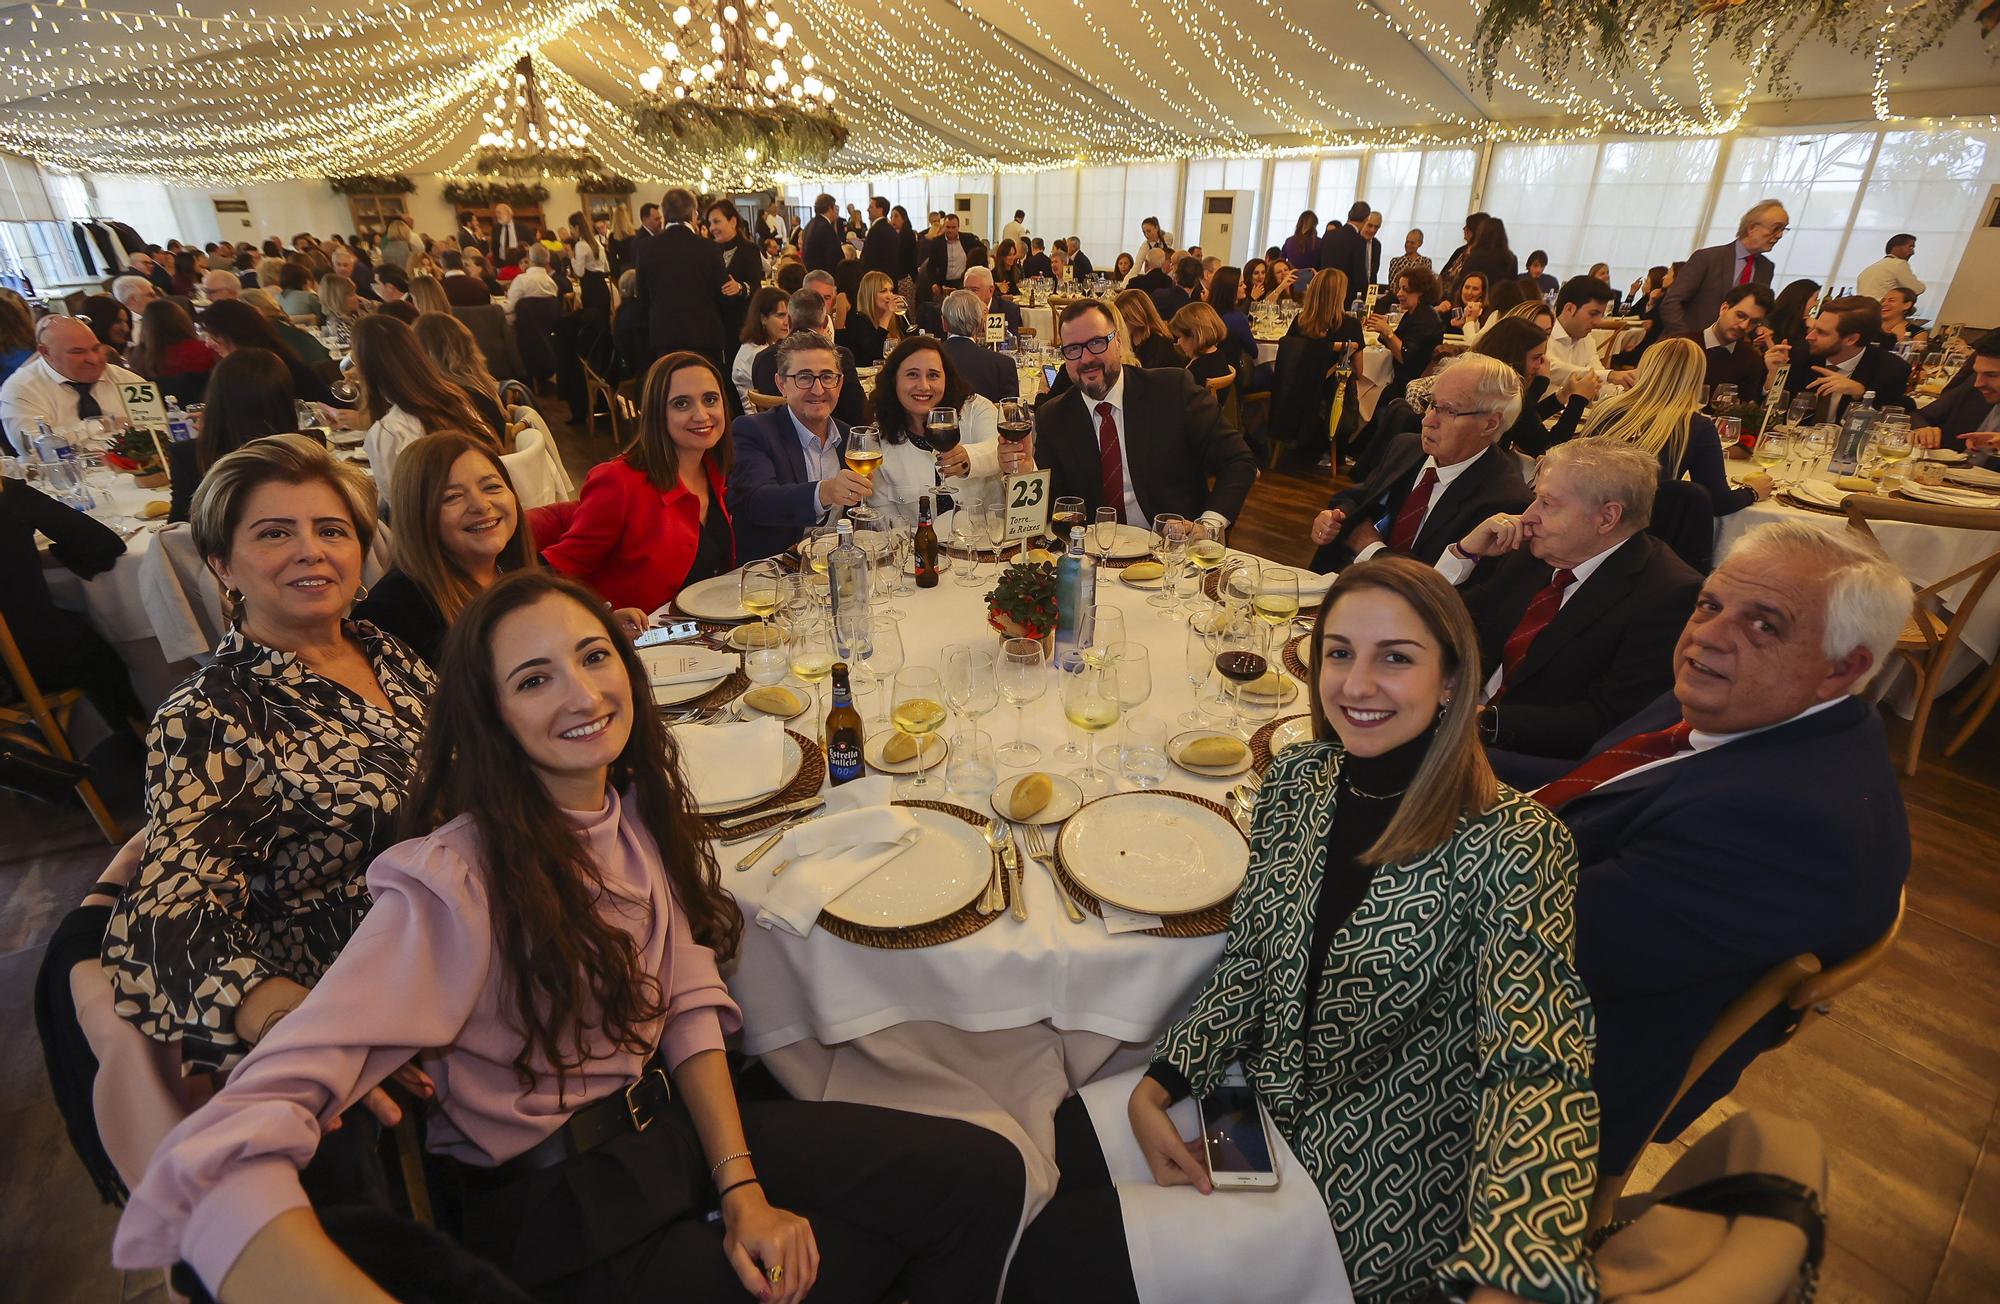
535,351,736,614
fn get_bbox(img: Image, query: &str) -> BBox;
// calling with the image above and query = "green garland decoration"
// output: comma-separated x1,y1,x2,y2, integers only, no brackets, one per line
328,174,415,196
575,174,639,196
630,96,848,169
471,147,603,180
441,179,553,207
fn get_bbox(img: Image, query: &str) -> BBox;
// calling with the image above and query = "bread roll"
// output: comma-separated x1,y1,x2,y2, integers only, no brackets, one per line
1181,736,1247,767
742,686,803,716
1009,772,1055,819
882,731,920,763
1122,561,1165,581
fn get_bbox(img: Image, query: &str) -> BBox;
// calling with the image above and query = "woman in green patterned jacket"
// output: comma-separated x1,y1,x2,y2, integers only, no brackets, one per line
1010,557,1600,1304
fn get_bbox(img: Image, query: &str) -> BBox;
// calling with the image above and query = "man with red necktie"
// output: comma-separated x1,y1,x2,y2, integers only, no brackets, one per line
1523,521,1910,1175
1436,440,1698,760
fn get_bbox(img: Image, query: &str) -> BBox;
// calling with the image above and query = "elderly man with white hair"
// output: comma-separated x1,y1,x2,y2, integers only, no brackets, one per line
503,243,559,320
1527,520,1911,1176
1657,197,1789,337
0,315,143,454
962,264,1021,335
939,287,1019,404
1309,353,1531,570
111,273,158,349
199,268,241,302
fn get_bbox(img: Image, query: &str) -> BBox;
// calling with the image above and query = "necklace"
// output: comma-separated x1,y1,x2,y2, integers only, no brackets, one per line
1340,774,1407,801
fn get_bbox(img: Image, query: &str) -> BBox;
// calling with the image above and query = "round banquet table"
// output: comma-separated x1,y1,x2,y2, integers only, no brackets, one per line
704,543,1330,1236
1017,301,1054,343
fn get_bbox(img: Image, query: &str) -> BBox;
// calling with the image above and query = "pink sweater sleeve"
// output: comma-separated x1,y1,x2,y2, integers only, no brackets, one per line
660,887,742,1069
112,831,493,1290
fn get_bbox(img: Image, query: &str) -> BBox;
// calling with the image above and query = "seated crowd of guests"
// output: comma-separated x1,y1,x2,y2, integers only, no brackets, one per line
15,191,1940,1304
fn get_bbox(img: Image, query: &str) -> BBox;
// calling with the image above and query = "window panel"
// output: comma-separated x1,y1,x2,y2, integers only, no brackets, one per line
1265,159,1312,254
1311,156,1361,229
1363,150,1422,241
1034,169,1077,248
1839,129,2000,304
1075,164,1127,266
1120,161,1180,264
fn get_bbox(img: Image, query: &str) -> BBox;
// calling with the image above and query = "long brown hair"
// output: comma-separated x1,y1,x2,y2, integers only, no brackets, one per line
1305,556,1497,864
626,350,732,490
351,313,491,440
412,311,503,408
388,432,539,624
1114,287,1170,345
405,570,742,1095
132,298,204,377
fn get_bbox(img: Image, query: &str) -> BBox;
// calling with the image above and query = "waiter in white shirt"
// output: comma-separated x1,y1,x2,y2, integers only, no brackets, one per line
0,316,140,455
1855,234,1927,302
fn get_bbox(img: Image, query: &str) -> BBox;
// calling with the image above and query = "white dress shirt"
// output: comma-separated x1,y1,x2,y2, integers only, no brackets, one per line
1353,451,1478,562
571,243,609,277
1084,371,1230,534
1429,533,1632,700
731,342,764,406
1856,256,1926,301
504,266,559,318
789,406,843,516
945,238,967,283
0,355,142,454
1545,324,1606,388
361,405,426,510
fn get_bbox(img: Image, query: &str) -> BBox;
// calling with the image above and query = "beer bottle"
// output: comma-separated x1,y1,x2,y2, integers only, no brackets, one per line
913,493,940,589
826,661,866,785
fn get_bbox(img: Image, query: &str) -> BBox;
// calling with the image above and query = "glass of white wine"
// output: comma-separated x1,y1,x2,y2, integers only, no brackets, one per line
739,559,785,632
1750,430,1791,489
891,666,950,796
1252,568,1301,652
1871,422,1912,491
787,617,837,747
1058,650,1121,798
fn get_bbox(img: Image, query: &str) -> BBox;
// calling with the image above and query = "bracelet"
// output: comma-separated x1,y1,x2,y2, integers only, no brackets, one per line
718,1176,762,1201
710,1150,753,1182
1448,542,1476,562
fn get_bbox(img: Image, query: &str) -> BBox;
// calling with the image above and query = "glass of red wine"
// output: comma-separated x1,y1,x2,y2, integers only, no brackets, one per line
925,405,961,460
997,397,1033,446
1212,616,1269,738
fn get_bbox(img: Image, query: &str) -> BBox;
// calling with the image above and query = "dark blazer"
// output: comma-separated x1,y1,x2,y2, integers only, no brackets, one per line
1126,268,1171,297
442,273,491,307
1560,692,1908,1172
1071,250,1094,281
455,223,483,253
1032,366,1255,525
942,334,1019,405
802,214,844,275
1150,284,1191,320
1317,224,1371,302
725,405,848,562
1365,235,1382,289
1021,252,1052,280
921,233,988,290
1312,432,1529,571
1386,304,1445,403
1657,242,1772,339
860,219,898,278
1458,249,1519,294
632,224,727,363
1917,380,1999,452
486,220,531,262
749,342,867,425
717,239,763,348
1693,334,1772,400
1461,533,1700,758
1821,345,1914,416
352,568,448,668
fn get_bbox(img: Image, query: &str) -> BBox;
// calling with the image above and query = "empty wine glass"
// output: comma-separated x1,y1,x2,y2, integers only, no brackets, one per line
859,617,904,724
1106,641,1152,779
997,636,1047,765
942,642,999,744
1183,613,1224,728
984,490,1012,577
1149,512,1190,610
1093,505,1120,567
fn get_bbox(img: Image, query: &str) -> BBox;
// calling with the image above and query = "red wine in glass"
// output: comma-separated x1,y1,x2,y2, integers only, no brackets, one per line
1215,650,1268,683
998,419,1033,443
1050,510,1087,538
927,420,961,453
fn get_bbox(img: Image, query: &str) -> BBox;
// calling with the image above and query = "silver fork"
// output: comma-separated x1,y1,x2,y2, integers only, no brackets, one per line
1024,825,1085,924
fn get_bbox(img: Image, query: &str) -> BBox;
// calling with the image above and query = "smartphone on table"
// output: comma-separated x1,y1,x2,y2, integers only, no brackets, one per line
1195,1067,1280,1191
633,620,702,649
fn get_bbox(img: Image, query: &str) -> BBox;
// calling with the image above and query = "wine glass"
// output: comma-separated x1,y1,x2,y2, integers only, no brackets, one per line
942,642,999,744
329,376,360,406
1710,383,1738,418
868,535,904,620
845,426,883,529
1871,421,1912,490
1212,615,1269,738
1089,602,1126,664
1058,650,1120,798
1149,512,1190,610
1051,495,1085,553
1750,429,1791,489
1093,505,1120,567
1216,552,1259,624
925,406,962,465
1252,568,1300,652
997,636,1047,765
859,617,904,725
997,397,1033,452
786,616,836,745
891,666,949,796
984,489,1012,577
739,559,785,631
1185,522,1229,612
1183,612,1225,728
1106,641,1152,779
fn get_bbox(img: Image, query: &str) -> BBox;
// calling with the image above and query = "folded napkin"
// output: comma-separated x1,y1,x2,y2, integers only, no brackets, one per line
755,777,922,937
1259,570,1333,600
640,644,738,688
674,717,785,809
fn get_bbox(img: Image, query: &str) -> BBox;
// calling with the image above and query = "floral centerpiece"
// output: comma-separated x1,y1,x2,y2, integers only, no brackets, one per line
104,427,168,487
986,558,1058,648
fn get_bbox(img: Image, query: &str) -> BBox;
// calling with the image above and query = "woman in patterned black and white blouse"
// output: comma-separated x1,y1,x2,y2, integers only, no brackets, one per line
103,435,436,1079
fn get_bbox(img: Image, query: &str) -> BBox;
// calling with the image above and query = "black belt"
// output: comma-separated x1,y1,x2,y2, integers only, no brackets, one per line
463,1062,674,1185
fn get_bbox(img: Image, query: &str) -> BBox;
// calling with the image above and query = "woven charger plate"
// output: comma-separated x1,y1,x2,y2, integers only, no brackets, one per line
1203,567,1325,609
816,800,1009,949
698,728,824,837
1250,714,1312,774
665,670,749,715
1281,632,1312,685
1052,791,1240,938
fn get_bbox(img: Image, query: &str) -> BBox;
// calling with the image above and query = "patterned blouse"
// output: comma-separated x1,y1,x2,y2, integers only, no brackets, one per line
103,622,435,1075
1154,742,1599,1304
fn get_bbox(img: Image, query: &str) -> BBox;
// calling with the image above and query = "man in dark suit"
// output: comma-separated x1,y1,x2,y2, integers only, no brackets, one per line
486,202,531,262
996,300,1254,529
802,192,844,275
1440,440,1700,759
1803,295,1913,420
963,267,1021,333
635,202,662,239
1126,246,1171,296
750,288,868,424
920,213,986,294
936,290,1019,405
1150,256,1200,320
1531,521,1910,1174
1912,334,2000,452
1316,201,1373,302
631,187,743,371
1656,198,1787,338
727,331,872,561
454,211,482,253
1021,239,1052,281
1682,283,1787,401
1308,354,1531,571
1066,238,1093,282
860,196,897,278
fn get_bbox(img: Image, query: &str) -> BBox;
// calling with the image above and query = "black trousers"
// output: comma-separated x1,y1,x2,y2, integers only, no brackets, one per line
458,1089,1026,1304
1004,1094,1140,1304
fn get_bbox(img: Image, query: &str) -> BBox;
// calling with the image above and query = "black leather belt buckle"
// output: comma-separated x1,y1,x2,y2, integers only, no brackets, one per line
625,1067,670,1133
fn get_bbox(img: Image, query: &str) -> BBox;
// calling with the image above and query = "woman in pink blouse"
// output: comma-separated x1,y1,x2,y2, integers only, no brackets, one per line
114,571,1024,1304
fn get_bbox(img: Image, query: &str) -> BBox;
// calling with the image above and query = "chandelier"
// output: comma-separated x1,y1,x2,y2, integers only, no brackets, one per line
476,55,603,178
630,0,848,178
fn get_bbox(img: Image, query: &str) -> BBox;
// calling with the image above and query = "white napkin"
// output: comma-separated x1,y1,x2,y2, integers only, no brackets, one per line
755,777,922,937
1261,570,1333,601
674,717,784,808
640,644,738,687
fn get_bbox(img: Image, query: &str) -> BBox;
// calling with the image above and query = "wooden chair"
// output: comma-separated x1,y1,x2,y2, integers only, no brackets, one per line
579,357,625,442
1588,890,1906,1230
1840,494,2000,774
0,611,121,842
746,390,786,413
1204,366,1237,431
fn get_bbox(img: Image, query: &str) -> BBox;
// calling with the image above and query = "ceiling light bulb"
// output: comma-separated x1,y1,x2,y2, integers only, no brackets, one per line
801,54,814,70
640,66,662,92
673,6,691,26
723,6,738,21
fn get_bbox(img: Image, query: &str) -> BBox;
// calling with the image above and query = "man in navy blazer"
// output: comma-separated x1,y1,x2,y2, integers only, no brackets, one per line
1532,520,1911,1174
726,332,872,562
1911,334,2000,452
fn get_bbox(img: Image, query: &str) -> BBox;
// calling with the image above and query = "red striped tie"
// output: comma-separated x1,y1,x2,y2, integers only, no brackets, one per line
1096,401,1125,522
1385,467,1438,552
1493,568,1575,700
1533,721,1695,812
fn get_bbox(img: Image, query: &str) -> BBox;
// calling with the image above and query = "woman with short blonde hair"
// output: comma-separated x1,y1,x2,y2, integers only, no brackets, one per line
1169,301,1233,386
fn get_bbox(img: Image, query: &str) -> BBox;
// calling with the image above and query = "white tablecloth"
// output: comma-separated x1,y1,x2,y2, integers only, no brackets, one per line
43,476,171,644
1018,302,1054,342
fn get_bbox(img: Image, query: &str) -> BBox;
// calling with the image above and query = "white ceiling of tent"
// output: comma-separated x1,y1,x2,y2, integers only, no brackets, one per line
0,0,1994,184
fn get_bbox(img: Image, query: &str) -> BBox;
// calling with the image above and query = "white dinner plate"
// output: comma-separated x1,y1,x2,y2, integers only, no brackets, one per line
733,687,810,721
675,572,752,622
727,623,787,651
651,673,730,707
863,732,949,773
1783,481,1855,511
1168,730,1253,777
1267,715,1313,757
1238,673,1300,706
1898,481,2000,508
1098,523,1157,560
1117,566,1166,589
822,805,991,928
683,727,805,814
1925,449,1969,465
1059,790,1250,915
990,772,1085,825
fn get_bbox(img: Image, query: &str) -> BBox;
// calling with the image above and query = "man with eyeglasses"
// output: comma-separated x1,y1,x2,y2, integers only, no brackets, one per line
728,331,872,561
1306,354,1529,572
1657,198,1787,338
995,301,1253,534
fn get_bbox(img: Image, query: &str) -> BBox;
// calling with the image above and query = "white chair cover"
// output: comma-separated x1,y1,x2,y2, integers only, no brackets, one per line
138,523,228,664
500,419,573,508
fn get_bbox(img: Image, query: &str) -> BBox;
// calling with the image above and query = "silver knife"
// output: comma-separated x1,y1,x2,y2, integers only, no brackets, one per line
720,801,825,846
739,810,827,873
716,796,824,831
1004,827,1028,922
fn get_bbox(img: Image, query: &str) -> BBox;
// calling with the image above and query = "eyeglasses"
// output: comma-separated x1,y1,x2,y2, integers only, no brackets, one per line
1058,334,1115,361
784,371,842,389
1427,401,1497,420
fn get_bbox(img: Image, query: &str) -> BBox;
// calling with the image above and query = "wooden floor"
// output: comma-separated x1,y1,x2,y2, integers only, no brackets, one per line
3,443,1994,1301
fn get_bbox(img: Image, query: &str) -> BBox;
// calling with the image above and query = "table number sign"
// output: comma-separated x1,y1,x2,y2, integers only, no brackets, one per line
120,381,169,430
986,313,1008,344
1002,470,1051,544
